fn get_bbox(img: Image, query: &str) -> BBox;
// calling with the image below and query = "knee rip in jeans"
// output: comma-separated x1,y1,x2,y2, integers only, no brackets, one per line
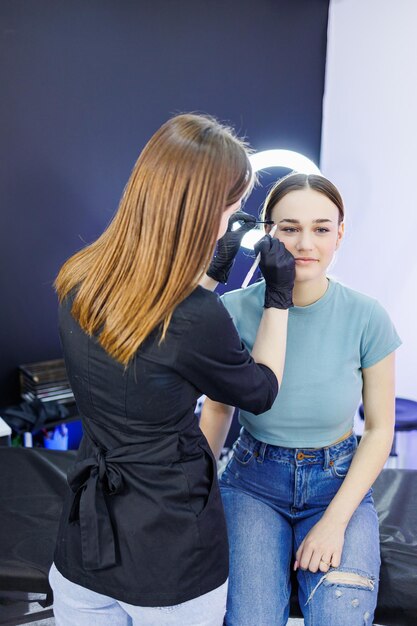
306,569,376,622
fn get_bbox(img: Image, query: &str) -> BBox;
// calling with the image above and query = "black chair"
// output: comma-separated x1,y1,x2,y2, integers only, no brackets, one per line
358,397,417,457
0,447,75,625
1,449,417,626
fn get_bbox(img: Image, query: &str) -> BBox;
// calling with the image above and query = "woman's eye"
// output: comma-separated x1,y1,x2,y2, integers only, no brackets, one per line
279,226,330,234
280,227,298,233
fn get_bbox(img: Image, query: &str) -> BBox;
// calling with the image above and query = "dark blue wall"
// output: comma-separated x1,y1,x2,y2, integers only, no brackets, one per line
0,0,329,405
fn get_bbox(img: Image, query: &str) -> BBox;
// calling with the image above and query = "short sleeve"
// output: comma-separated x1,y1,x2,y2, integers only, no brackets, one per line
361,300,402,369
221,292,242,331
173,291,278,414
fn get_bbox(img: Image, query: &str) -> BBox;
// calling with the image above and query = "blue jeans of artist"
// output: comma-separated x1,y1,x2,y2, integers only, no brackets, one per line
49,563,227,626
220,429,380,626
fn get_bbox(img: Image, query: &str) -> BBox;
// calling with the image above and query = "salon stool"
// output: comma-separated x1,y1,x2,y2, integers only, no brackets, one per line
359,397,417,457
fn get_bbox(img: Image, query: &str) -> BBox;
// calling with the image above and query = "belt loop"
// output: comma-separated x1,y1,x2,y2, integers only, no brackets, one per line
257,442,267,463
323,446,330,470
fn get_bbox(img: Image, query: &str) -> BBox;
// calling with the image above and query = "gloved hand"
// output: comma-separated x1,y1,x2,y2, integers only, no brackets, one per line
207,211,257,284
254,235,295,309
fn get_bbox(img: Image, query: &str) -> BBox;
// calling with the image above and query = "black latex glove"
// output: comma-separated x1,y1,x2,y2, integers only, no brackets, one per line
254,235,295,309
207,211,257,284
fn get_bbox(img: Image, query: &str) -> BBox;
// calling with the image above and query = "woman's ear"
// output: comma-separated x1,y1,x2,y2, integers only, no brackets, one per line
335,222,345,250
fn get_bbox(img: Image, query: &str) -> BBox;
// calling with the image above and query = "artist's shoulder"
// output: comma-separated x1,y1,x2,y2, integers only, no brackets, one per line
173,285,228,324
57,287,79,324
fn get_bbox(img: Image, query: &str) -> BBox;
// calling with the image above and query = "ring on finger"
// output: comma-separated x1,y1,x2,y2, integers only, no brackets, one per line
320,559,331,567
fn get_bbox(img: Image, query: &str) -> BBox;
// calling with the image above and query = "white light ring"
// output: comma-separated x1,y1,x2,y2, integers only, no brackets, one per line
249,149,321,175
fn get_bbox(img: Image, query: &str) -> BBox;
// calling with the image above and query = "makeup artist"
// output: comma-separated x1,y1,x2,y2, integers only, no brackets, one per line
49,113,295,626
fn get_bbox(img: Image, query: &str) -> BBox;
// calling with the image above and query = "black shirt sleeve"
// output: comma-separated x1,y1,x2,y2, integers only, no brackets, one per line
171,288,278,414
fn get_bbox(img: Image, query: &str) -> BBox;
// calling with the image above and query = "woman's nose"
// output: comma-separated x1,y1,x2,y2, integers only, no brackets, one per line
295,232,314,251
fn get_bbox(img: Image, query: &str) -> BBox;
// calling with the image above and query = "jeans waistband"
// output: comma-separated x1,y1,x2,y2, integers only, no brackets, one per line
238,428,357,468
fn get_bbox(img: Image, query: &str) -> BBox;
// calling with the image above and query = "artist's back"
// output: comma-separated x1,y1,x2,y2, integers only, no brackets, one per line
54,284,278,606
59,285,277,446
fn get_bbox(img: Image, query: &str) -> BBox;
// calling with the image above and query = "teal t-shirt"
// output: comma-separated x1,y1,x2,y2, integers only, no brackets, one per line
221,279,402,448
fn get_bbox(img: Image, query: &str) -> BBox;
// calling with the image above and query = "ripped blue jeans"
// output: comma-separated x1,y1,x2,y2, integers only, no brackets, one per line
220,429,380,626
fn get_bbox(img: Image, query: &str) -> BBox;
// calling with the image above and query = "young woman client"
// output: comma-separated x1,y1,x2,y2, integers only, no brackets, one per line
201,172,401,626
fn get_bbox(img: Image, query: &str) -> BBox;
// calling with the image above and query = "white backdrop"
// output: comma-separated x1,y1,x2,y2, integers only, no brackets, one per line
321,0,417,399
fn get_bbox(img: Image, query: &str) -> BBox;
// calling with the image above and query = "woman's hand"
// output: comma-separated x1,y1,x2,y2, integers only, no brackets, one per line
207,211,256,284
294,516,347,573
254,235,295,309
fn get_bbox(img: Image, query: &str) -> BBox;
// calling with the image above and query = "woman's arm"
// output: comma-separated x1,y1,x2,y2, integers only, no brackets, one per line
200,399,235,459
295,352,395,572
199,275,219,291
251,307,288,385
181,234,294,422
200,306,288,457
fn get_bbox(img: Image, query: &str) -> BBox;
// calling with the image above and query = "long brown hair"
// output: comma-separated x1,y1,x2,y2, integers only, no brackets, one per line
55,113,253,365
261,173,344,224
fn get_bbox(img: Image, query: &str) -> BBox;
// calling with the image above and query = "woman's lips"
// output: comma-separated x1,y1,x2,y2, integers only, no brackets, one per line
295,258,319,264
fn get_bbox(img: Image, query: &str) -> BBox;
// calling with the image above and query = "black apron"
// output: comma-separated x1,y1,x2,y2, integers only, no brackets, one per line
55,420,228,606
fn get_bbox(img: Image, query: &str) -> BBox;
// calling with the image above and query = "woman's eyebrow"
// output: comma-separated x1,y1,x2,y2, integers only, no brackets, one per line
278,218,333,224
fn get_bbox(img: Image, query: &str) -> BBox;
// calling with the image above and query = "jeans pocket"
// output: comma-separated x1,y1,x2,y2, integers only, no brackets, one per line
232,438,255,466
330,450,355,478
